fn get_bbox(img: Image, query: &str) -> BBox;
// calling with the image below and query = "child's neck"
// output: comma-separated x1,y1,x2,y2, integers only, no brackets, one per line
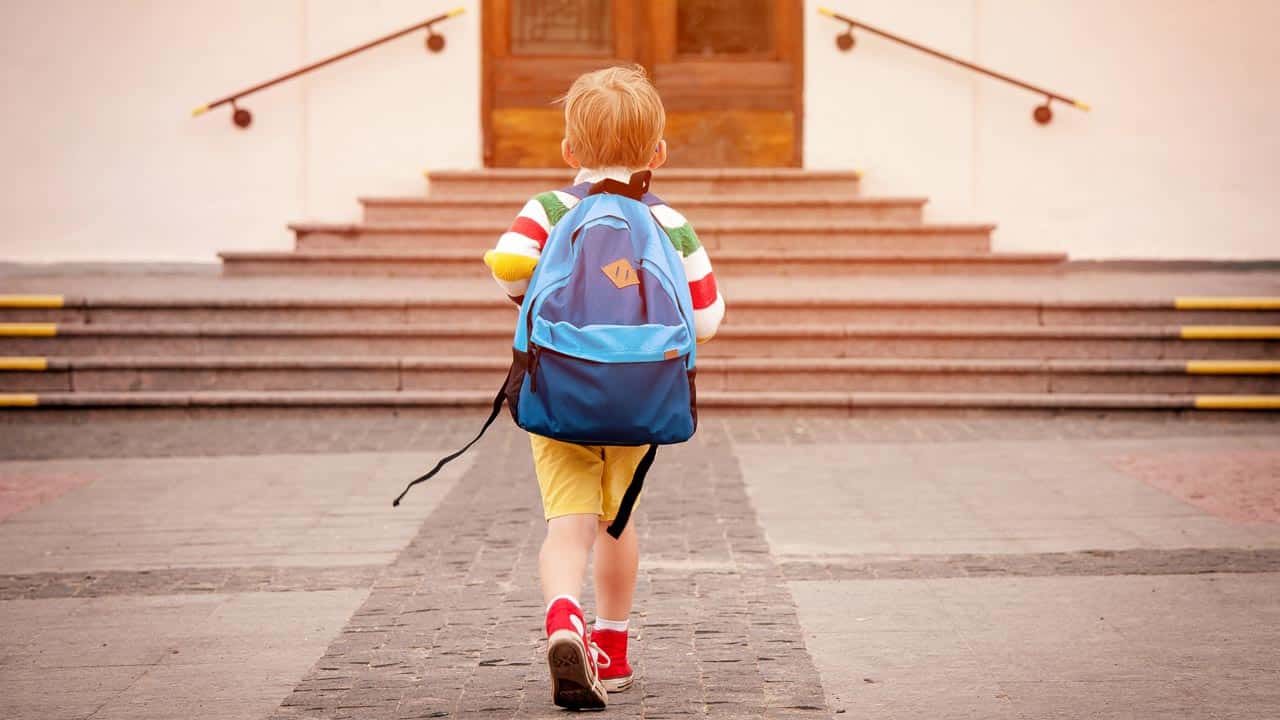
574,167,648,184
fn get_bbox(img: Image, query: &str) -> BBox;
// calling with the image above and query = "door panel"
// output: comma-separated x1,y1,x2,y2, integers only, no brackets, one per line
483,0,802,167
665,110,795,168
650,0,802,167
484,0,638,167
653,61,795,111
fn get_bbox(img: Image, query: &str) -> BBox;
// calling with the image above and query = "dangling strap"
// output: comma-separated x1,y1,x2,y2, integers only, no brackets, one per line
392,384,506,507
605,443,658,539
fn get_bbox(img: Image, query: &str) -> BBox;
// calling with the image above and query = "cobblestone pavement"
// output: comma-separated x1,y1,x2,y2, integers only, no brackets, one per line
777,547,1280,581
269,422,829,720
0,565,382,600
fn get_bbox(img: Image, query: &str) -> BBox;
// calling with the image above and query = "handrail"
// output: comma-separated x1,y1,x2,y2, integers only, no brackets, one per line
818,7,1089,125
192,7,464,129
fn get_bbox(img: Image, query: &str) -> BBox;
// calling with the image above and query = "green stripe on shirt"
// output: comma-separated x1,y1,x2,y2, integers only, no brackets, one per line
535,192,572,227
537,190,700,258
662,222,701,258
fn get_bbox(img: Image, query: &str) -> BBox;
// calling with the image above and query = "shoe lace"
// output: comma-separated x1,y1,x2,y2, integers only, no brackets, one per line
588,638,612,670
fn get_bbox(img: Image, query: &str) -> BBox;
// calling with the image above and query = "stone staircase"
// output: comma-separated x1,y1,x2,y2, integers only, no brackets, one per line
2,168,1278,413
220,169,1063,277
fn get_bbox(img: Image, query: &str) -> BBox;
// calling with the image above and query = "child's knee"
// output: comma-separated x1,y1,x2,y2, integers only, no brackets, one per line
546,513,599,548
596,517,636,542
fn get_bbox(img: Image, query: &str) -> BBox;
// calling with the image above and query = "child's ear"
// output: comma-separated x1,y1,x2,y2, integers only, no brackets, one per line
648,140,668,170
561,139,581,169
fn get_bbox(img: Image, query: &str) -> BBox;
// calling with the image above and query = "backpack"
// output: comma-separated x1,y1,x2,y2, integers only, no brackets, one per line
393,170,698,538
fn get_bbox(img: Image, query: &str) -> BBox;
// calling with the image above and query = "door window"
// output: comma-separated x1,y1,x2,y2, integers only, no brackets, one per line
511,0,614,55
676,0,774,57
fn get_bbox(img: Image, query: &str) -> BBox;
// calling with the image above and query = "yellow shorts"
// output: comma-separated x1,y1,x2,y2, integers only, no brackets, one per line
529,433,649,521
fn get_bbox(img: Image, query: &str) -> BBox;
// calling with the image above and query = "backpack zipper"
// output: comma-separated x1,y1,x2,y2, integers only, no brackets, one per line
528,344,540,394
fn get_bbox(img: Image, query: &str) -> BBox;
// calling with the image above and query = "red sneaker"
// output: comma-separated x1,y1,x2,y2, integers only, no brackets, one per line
591,628,634,692
545,598,608,709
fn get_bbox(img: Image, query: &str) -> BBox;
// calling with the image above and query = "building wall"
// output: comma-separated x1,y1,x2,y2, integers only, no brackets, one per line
1,0,480,263
805,0,1280,258
1,1,1276,262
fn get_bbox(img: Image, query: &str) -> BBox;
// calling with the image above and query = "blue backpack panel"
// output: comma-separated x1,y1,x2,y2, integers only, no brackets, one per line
395,171,699,538
508,180,698,444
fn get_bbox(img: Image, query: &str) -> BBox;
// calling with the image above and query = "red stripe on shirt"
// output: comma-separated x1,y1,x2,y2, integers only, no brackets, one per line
509,216,548,247
688,273,719,310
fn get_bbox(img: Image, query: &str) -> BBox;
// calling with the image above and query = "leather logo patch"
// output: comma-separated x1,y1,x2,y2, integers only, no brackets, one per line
601,258,640,289
664,349,679,360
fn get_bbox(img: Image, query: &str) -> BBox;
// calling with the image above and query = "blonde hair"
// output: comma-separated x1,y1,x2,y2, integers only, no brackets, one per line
561,65,665,169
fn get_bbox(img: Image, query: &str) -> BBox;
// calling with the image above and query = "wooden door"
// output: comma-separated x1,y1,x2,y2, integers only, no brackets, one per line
482,0,802,168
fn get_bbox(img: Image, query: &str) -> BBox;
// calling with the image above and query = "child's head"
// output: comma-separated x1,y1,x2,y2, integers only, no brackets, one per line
560,65,667,172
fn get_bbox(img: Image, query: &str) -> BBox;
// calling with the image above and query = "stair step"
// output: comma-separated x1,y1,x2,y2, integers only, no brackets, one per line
359,195,925,225
4,356,1278,394
6,296,1277,327
219,249,1066,277
425,168,863,198
290,222,994,253
4,323,1276,359
5,390,1278,412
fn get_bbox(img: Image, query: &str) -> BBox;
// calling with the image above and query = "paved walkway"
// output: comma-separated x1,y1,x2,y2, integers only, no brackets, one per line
1,414,1278,718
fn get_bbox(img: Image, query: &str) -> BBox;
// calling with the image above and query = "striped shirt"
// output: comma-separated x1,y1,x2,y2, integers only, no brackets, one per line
483,168,726,342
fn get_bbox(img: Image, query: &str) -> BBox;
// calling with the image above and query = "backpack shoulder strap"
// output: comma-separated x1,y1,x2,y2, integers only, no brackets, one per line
587,170,651,200
559,181,594,201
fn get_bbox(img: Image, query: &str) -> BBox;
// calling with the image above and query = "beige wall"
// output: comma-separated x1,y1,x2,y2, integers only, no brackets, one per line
1,0,480,263
1,1,1276,262
805,0,1280,259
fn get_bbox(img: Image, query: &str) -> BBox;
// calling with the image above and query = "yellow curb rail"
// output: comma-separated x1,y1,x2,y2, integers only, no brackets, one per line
0,393,39,407
1175,297,1280,311
1194,395,1280,410
1186,361,1280,375
1180,326,1280,340
1,392,1277,410
0,357,48,371
0,295,64,308
0,323,58,336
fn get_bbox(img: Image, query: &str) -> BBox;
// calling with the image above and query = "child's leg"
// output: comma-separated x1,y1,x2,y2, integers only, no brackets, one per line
589,445,646,693
539,513,599,604
531,432,612,709
593,518,638,620
531,434,608,605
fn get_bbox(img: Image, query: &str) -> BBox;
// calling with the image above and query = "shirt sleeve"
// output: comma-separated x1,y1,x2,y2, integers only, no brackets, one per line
651,204,726,342
482,196,552,303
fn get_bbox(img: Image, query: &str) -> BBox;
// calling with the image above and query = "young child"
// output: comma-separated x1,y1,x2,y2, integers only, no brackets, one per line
483,65,726,710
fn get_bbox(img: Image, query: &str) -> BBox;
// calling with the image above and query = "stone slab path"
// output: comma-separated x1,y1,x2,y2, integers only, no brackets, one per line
1,414,1278,718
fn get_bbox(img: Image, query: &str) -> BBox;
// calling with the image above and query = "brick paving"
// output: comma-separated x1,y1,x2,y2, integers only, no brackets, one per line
0,565,382,600
778,548,1280,582
269,422,830,720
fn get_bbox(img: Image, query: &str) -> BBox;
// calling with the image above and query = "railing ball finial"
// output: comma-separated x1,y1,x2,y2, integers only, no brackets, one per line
231,101,253,130
1033,100,1053,126
836,28,855,52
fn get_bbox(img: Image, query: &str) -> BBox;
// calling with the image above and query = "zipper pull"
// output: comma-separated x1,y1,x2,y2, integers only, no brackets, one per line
528,346,539,394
